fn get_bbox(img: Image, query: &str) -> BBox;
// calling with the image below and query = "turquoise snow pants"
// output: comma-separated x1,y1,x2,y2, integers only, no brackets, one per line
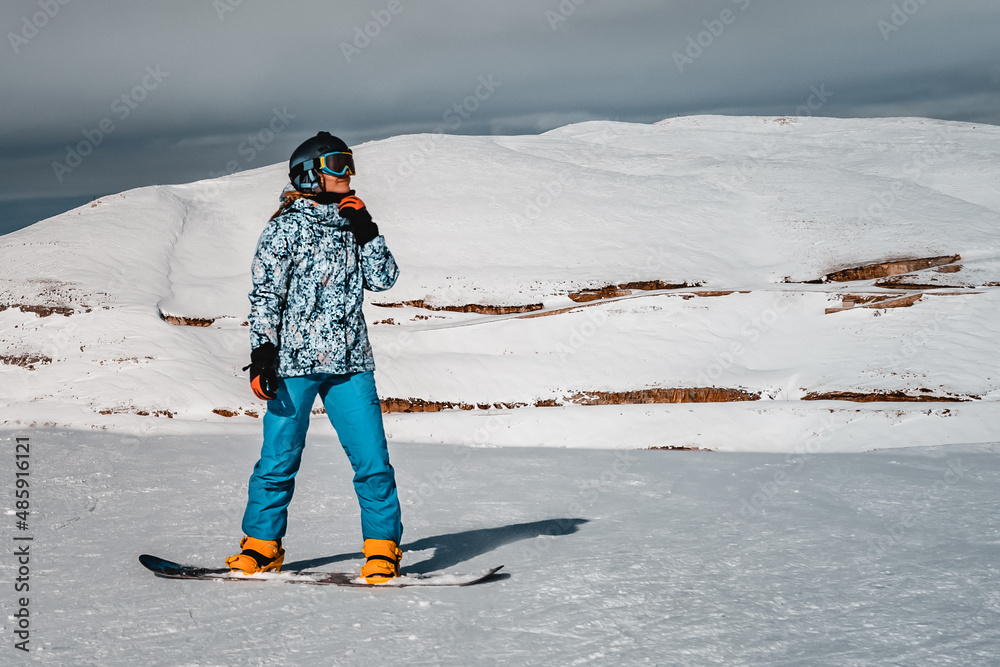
241,371,402,544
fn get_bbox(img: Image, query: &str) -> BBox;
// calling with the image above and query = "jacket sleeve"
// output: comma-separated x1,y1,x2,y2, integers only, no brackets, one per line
359,234,399,292
248,218,294,348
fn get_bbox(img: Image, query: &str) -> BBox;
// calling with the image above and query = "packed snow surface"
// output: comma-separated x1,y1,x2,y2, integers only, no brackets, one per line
2,431,999,665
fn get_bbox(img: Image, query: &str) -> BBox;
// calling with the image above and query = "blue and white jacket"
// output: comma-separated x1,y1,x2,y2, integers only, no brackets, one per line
247,189,398,377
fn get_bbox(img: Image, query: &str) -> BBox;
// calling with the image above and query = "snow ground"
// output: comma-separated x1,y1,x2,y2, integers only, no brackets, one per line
2,429,999,666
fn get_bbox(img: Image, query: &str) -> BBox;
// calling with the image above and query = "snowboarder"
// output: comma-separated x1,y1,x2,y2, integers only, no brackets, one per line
227,132,404,583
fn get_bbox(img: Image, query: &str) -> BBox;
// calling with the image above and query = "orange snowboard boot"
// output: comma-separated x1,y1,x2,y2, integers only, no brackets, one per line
225,536,284,574
360,539,402,584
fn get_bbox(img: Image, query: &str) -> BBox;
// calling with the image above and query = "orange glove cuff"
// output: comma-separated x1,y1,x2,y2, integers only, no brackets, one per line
338,195,365,211
251,376,275,401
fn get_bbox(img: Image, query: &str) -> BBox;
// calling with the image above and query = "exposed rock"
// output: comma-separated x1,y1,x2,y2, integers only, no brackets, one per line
823,255,960,282
565,387,761,405
161,313,216,327
648,445,711,451
98,407,174,417
825,293,922,314
568,280,697,303
372,299,543,315
802,390,974,403
0,352,52,370
0,303,75,317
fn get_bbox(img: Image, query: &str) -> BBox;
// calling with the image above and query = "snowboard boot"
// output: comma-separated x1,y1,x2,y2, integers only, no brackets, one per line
225,536,284,574
360,539,402,584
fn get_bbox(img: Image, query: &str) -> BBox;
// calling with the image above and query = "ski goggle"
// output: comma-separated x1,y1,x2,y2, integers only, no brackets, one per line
301,151,355,177
289,152,356,185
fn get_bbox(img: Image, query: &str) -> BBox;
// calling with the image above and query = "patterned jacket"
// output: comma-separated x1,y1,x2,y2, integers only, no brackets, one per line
248,190,399,377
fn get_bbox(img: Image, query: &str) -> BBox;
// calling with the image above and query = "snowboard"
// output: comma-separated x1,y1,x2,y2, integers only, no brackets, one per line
139,554,504,587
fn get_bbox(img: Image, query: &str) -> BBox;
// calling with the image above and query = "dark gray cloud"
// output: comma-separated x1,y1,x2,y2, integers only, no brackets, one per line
2,0,999,232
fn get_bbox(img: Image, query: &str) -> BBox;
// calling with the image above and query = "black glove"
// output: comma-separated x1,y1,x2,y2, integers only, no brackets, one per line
337,195,380,246
242,342,279,400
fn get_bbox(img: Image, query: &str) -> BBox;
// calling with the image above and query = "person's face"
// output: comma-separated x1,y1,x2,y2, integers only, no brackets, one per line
321,172,351,193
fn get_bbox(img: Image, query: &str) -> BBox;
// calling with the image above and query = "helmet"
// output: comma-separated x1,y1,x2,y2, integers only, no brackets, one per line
288,132,354,193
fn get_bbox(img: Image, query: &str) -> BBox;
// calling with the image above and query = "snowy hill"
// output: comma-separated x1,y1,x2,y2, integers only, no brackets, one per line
1,116,999,451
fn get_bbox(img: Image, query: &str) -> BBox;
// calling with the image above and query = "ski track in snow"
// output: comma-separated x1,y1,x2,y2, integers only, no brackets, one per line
2,430,999,666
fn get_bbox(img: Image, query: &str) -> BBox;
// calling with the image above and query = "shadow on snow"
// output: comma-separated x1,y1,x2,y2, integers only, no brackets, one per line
284,518,589,574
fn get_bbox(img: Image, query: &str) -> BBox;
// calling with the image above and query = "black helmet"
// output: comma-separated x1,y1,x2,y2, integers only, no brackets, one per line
288,132,353,193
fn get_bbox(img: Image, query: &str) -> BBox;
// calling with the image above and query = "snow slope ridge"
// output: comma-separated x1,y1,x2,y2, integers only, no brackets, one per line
1,116,998,451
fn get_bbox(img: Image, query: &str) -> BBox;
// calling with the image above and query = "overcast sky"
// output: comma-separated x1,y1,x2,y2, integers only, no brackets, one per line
2,0,999,233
